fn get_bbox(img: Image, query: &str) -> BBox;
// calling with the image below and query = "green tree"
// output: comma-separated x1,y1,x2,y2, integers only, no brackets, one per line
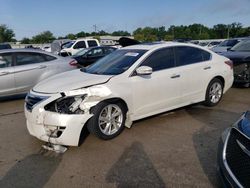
76,31,86,38
65,33,76,40
212,24,228,38
0,24,15,43
21,37,31,44
32,31,55,43
133,27,158,42
112,30,131,36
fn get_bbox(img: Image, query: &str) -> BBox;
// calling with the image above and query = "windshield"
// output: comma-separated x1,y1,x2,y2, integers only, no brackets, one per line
230,40,250,52
218,39,238,47
74,48,90,56
62,41,74,49
82,49,147,75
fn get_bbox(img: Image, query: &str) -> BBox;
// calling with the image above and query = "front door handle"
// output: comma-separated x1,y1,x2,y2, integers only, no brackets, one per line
203,66,211,70
171,74,180,79
0,71,10,76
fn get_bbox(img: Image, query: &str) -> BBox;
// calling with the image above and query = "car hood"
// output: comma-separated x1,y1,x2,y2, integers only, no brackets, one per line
220,51,250,62
211,46,228,53
33,69,113,93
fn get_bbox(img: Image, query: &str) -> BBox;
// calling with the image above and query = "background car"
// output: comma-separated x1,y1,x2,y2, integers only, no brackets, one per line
0,43,11,50
212,39,242,54
218,111,250,187
25,42,233,147
0,49,77,97
60,38,100,56
199,41,221,49
221,39,250,87
72,46,116,67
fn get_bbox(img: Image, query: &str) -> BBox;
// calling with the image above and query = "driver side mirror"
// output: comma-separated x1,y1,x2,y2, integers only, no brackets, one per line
136,66,153,76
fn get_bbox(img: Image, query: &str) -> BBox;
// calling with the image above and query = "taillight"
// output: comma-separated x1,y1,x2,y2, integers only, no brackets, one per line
69,59,78,66
225,60,233,69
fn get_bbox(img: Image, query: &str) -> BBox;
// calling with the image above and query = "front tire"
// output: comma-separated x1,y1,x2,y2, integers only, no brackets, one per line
204,78,223,107
87,101,126,140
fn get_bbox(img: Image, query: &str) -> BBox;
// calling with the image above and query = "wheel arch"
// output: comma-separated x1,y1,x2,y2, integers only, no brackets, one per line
212,75,225,88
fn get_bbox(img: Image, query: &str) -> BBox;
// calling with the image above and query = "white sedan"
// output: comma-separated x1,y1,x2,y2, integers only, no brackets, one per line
25,42,234,146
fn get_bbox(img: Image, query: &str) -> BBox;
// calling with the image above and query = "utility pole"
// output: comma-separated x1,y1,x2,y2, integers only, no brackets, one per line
93,24,97,33
227,25,230,39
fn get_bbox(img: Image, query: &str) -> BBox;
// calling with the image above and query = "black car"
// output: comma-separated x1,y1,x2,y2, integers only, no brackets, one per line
72,46,116,67
0,43,11,50
218,111,250,187
221,39,250,87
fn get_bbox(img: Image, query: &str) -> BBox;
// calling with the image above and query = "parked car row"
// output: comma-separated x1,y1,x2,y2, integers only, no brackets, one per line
211,38,244,54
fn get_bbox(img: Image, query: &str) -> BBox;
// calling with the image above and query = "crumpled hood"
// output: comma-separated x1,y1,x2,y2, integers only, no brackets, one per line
33,69,113,93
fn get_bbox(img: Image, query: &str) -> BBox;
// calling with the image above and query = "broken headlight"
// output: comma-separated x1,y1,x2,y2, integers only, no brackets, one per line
45,94,87,114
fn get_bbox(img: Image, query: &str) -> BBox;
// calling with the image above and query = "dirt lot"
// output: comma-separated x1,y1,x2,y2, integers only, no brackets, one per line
0,87,249,188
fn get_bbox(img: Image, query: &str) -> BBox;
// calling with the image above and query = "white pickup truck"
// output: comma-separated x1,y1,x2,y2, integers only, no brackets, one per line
60,38,100,56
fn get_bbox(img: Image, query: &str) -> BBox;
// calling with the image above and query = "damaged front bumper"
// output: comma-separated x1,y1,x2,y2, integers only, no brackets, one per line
24,91,93,146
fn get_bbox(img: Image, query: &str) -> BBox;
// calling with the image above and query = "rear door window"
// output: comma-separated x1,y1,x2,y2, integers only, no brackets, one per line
140,47,175,71
87,40,98,47
73,41,86,49
16,52,47,66
175,46,211,66
0,53,12,68
87,48,103,56
105,47,116,54
43,54,57,61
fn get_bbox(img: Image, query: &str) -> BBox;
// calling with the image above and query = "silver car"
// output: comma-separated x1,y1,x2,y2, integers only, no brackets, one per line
0,49,77,97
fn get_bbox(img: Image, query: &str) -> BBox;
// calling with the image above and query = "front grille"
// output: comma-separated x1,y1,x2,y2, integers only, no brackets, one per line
25,93,48,111
233,63,246,75
225,128,250,187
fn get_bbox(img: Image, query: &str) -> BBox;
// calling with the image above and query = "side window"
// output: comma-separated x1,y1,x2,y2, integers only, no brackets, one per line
87,48,103,56
87,40,98,47
0,53,12,68
105,47,116,54
16,52,46,66
73,41,86,49
175,46,211,66
140,48,175,71
43,54,57,61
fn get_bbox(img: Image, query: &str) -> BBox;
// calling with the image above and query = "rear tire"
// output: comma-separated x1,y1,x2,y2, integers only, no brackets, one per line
204,78,223,107
87,101,126,140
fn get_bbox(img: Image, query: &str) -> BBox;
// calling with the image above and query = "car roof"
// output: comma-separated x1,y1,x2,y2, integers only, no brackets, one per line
0,48,59,57
122,42,202,51
0,48,51,53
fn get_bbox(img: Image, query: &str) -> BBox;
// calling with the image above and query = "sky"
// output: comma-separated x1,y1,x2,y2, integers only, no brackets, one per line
1,0,250,40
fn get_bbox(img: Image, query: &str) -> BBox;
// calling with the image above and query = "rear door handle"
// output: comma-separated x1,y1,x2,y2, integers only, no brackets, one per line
37,65,47,69
203,66,211,70
171,74,180,79
0,71,10,76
